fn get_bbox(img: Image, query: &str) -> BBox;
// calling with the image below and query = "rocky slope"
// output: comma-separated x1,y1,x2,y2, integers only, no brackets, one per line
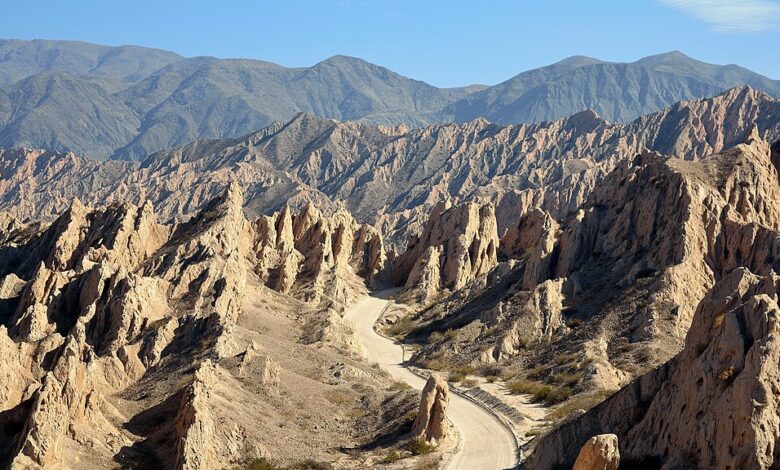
527,267,780,469
397,128,780,424
443,51,780,124
0,183,405,469
2,87,779,246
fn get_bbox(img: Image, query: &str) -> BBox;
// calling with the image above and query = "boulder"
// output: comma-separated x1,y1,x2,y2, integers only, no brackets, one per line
572,434,620,470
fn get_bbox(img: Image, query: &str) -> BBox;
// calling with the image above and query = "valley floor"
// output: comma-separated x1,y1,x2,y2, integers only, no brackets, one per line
343,292,519,470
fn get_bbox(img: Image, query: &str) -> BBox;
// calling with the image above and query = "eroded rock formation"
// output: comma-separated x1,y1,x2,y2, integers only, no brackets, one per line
0,181,389,469
411,374,450,444
572,434,620,470
393,201,498,300
527,268,780,469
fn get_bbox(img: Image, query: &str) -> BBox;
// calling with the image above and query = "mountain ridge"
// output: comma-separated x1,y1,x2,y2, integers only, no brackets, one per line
0,39,779,162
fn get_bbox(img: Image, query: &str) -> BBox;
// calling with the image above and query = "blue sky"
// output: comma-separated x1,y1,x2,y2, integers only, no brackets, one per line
3,0,780,87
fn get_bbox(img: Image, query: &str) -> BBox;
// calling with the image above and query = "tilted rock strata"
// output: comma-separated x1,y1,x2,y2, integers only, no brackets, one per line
2,87,779,249
527,268,780,469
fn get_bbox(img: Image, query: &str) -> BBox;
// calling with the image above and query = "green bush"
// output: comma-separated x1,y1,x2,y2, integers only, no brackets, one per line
409,437,435,456
378,450,403,464
388,317,415,337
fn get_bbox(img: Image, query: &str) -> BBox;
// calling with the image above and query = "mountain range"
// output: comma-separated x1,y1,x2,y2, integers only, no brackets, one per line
1,39,779,160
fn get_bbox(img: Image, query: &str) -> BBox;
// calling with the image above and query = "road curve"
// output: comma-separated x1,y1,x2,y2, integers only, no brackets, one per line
343,293,519,470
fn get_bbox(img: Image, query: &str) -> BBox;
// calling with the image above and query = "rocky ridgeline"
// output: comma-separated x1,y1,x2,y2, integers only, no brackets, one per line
404,129,780,398
0,183,386,469
2,87,779,247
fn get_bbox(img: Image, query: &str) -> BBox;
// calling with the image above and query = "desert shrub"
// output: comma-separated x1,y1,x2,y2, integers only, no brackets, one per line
409,437,435,455
553,352,576,366
428,331,445,343
290,460,334,470
506,379,547,395
421,357,448,370
235,457,279,470
551,371,583,386
447,371,466,383
528,365,547,380
324,389,353,405
378,450,403,464
462,378,478,388
389,380,412,391
388,317,415,337
499,367,519,381
453,364,476,375
444,329,460,340
477,364,503,377
507,380,572,404
544,386,573,404
531,385,554,402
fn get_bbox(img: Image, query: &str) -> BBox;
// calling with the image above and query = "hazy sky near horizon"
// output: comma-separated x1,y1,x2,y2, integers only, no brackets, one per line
3,0,779,87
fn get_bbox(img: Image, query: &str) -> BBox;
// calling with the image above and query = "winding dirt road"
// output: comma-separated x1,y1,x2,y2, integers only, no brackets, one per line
343,293,519,470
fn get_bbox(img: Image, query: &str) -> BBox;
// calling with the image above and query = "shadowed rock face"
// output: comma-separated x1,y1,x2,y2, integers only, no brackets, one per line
392,200,498,300
527,268,780,470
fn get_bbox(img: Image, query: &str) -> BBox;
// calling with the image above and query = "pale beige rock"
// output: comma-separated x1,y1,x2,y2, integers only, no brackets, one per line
238,345,281,388
411,374,449,444
174,362,219,470
0,273,26,298
573,434,620,470
529,268,780,469
395,201,498,297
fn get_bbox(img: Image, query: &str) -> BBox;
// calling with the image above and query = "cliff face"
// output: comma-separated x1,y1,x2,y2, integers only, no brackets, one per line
526,268,780,470
392,201,498,301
